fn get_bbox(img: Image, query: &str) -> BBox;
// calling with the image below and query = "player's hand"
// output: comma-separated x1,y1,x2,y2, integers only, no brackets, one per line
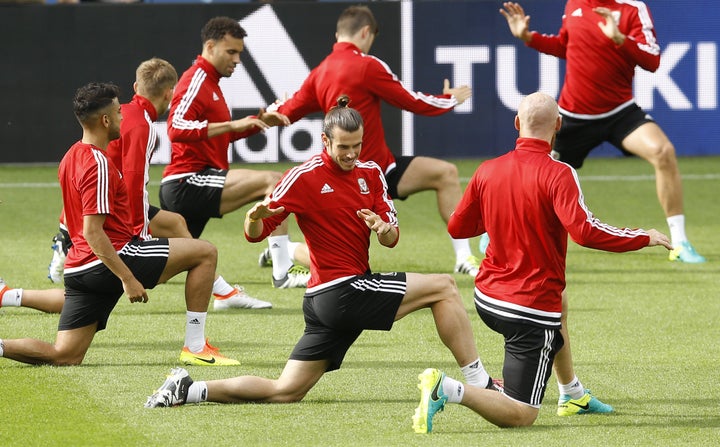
646,229,673,250
230,115,270,133
499,2,532,43
594,7,625,45
258,108,291,127
247,198,286,221
123,277,148,303
443,79,472,105
357,209,394,236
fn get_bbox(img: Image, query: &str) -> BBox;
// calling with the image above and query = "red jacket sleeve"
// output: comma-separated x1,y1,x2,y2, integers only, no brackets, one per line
277,69,323,123
120,125,149,229
616,6,660,72
167,81,210,143
228,116,263,142
365,56,458,116
552,169,649,252
371,164,400,248
448,169,485,239
526,5,569,60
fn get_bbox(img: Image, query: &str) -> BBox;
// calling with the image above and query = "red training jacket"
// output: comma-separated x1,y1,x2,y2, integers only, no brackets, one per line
276,42,458,174
163,56,259,178
448,138,649,328
527,0,660,117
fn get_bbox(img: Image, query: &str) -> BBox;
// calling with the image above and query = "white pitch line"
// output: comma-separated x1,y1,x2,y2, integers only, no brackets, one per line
459,173,720,183
1,174,719,189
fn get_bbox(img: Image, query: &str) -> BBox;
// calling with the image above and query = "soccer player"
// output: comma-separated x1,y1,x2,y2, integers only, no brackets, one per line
144,97,498,409
107,57,271,310
499,1,704,263
411,92,672,432
159,16,311,289
498,0,704,418
268,5,482,277
39,58,271,312
0,83,238,366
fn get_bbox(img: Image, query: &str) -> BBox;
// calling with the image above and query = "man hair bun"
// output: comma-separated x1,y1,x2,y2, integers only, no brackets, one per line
336,95,351,108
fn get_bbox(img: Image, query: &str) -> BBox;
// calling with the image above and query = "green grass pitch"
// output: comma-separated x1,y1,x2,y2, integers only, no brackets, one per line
1,156,718,446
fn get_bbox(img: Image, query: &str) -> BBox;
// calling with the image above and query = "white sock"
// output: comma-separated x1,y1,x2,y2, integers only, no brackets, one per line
461,358,490,388
442,375,465,404
451,237,472,264
558,375,585,400
270,235,292,279
666,214,687,247
212,276,235,297
186,381,208,404
1,288,23,307
0,339,4,357
185,311,207,352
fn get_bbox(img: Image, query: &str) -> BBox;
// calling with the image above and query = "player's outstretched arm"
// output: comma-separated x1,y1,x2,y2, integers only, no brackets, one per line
442,79,471,105
499,2,532,43
258,108,291,127
646,229,673,250
244,199,286,240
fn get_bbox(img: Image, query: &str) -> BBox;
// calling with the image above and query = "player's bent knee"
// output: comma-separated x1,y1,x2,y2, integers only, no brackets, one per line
270,388,308,403
171,214,188,233
53,353,85,366
186,239,218,264
642,140,677,167
202,241,218,262
443,160,459,181
497,405,539,428
432,160,459,186
433,273,460,298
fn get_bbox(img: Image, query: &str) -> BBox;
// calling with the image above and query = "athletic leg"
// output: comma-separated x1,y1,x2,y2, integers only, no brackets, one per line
553,290,575,386
622,122,705,261
149,209,192,239
621,122,682,218
396,157,462,223
222,168,310,285
158,238,217,313
205,359,329,403
396,157,477,274
396,272,478,368
2,324,97,366
219,168,281,215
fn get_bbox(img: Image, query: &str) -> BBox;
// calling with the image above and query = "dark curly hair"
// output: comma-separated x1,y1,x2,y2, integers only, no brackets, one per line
73,82,120,123
201,16,247,45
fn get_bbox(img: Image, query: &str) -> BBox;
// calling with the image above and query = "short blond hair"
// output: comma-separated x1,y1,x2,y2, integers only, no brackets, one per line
135,58,178,99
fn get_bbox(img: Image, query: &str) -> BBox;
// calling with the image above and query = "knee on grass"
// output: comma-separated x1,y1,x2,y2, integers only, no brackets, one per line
495,405,539,428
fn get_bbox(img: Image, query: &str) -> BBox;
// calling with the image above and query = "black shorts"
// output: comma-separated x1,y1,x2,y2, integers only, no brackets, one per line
383,156,415,200
290,272,407,372
147,204,161,222
476,303,564,407
60,238,169,332
159,168,226,238
554,103,654,169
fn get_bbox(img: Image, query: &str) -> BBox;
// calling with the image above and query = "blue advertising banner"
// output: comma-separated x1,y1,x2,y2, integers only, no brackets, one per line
409,0,719,159
0,1,716,163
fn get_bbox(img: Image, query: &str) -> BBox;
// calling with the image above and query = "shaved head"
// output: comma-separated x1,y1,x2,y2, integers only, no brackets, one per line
516,92,560,141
